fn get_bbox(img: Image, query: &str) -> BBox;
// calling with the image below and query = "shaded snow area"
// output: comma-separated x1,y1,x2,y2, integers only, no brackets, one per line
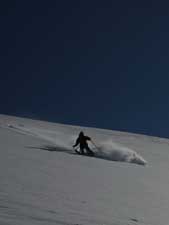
0,115,169,225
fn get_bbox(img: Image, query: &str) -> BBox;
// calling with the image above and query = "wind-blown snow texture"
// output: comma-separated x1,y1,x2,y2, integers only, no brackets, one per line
0,114,169,225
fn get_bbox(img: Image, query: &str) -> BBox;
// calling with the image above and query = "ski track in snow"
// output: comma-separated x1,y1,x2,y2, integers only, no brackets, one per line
6,123,147,166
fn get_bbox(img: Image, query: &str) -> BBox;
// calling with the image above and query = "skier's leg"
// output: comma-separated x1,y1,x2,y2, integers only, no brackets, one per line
80,145,85,155
85,145,94,156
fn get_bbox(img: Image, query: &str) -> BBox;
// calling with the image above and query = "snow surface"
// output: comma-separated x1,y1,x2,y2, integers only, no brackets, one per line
0,114,169,225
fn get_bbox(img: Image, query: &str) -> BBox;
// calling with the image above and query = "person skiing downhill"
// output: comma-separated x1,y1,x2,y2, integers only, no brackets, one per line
73,131,94,156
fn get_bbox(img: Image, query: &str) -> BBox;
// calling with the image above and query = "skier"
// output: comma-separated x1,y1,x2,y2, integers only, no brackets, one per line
73,131,94,156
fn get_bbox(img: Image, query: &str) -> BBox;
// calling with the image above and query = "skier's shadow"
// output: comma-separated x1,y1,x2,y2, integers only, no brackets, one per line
26,145,75,155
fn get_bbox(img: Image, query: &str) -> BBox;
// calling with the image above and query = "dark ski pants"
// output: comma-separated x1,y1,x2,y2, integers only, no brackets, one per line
80,144,93,155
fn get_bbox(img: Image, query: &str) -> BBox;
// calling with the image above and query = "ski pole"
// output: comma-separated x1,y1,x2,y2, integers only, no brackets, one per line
91,140,99,150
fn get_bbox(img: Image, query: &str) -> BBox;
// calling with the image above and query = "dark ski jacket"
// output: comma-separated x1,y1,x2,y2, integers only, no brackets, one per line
73,134,91,148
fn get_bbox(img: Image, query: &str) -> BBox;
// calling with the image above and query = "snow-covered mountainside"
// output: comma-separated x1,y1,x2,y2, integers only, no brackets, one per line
0,114,169,225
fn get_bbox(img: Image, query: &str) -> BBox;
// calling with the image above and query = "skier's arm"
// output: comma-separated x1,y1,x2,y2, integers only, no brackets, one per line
73,138,80,147
86,136,91,141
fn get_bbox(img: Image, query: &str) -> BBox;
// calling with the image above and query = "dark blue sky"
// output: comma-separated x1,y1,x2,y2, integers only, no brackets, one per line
1,0,169,138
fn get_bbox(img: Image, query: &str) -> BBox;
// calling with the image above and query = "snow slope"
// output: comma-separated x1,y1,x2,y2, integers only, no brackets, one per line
0,114,169,225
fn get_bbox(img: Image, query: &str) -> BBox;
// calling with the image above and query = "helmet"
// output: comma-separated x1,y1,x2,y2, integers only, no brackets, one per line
79,131,84,136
